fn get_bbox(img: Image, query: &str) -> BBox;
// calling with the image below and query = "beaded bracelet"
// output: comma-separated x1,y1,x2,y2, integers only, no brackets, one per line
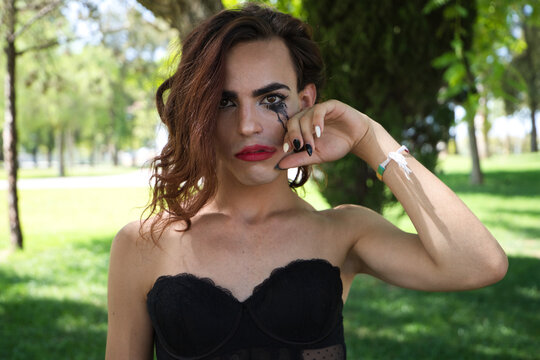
376,145,412,181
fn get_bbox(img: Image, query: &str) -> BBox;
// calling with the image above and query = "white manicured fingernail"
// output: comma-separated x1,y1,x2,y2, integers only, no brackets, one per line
283,142,289,152
315,125,321,138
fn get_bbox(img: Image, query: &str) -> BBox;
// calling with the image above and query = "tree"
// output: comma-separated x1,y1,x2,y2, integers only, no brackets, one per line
303,0,458,211
1,0,67,250
95,4,173,166
136,0,223,39
1,0,99,249
427,0,488,184
503,4,540,153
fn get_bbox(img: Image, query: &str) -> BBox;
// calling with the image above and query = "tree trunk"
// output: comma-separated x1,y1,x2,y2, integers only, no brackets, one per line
523,22,539,152
112,145,119,166
0,131,4,161
47,127,54,168
481,96,490,158
32,145,38,167
57,127,65,177
467,117,483,185
3,0,23,250
529,100,538,152
136,0,223,40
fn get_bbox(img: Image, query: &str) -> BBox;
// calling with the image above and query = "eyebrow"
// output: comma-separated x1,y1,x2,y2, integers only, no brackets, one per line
252,82,290,97
221,82,291,99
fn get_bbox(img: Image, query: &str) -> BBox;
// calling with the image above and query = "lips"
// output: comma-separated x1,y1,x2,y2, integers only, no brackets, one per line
235,145,277,161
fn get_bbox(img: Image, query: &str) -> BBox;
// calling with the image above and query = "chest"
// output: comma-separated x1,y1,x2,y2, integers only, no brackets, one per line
149,214,349,302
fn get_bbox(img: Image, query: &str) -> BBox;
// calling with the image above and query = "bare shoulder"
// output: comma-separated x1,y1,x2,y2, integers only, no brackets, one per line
323,203,391,239
106,219,158,359
110,217,175,287
112,220,153,260
110,220,152,286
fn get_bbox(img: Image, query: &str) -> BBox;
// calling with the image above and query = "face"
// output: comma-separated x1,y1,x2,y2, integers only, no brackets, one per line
215,37,315,186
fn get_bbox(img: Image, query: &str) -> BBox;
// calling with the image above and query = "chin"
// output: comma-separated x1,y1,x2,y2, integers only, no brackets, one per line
217,159,283,187
237,171,281,187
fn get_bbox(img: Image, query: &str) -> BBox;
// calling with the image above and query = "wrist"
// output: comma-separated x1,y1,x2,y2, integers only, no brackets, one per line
352,120,400,170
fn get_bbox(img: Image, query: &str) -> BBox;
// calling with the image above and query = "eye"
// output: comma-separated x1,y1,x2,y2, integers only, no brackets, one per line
261,93,286,106
219,98,234,109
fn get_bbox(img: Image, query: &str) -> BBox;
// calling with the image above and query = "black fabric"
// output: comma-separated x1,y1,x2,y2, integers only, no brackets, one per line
147,258,346,360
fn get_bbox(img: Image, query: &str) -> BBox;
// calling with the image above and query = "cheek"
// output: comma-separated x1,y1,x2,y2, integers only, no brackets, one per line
214,119,231,151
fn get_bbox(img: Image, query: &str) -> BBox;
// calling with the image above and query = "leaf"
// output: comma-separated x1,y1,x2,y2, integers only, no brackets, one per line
423,0,451,14
444,62,466,87
432,52,458,68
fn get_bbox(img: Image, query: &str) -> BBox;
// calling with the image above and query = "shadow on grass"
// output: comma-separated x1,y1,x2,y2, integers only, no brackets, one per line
439,169,540,197
344,256,540,359
0,235,114,360
0,297,107,360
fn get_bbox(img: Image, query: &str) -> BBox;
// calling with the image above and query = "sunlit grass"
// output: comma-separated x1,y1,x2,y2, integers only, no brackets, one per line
0,164,138,180
383,153,540,257
0,187,149,359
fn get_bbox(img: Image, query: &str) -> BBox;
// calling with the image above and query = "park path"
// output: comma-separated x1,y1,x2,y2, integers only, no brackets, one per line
0,169,151,190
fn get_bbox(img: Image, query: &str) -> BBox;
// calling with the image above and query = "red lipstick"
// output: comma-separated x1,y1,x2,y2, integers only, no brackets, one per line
235,145,277,161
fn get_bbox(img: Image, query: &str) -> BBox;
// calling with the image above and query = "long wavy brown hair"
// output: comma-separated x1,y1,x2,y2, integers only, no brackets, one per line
143,3,325,240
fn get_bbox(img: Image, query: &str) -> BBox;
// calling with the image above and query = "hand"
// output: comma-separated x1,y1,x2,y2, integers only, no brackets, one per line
277,100,371,169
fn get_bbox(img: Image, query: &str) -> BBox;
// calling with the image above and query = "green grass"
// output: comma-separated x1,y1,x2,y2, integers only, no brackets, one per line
345,153,540,359
0,153,539,359
0,187,149,359
0,164,138,180
384,153,540,257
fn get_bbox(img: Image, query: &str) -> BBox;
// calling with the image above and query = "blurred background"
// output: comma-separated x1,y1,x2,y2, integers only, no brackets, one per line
1,0,539,359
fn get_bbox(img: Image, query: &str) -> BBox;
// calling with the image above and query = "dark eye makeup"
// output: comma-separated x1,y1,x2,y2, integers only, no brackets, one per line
218,92,290,131
263,93,289,130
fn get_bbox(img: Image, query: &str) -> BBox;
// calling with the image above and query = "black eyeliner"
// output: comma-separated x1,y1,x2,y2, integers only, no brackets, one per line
264,95,289,130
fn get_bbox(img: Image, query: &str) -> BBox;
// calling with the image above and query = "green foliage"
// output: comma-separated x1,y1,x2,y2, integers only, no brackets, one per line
222,0,305,18
303,0,458,211
502,5,540,117
1,0,174,169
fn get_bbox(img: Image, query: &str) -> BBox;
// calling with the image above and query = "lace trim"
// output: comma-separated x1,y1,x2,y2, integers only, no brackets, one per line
152,272,237,299
250,258,340,300
148,258,341,304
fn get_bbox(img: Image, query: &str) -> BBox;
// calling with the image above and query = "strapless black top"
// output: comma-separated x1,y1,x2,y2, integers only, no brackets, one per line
146,258,346,359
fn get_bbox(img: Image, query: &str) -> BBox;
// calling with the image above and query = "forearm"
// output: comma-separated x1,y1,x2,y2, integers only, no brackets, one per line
353,119,507,284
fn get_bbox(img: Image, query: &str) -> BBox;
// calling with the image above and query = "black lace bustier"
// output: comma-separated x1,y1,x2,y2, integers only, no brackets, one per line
146,258,346,359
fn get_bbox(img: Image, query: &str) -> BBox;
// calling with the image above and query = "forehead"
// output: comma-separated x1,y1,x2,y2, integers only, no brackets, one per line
223,38,298,93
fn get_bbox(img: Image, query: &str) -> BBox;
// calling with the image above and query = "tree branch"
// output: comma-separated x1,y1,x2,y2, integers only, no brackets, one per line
13,0,63,40
16,39,61,55
16,26,129,56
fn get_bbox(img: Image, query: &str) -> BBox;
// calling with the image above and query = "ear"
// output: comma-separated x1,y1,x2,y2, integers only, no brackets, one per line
298,83,317,110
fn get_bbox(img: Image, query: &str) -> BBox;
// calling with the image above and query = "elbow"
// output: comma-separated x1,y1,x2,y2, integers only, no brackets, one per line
468,251,509,289
489,252,509,284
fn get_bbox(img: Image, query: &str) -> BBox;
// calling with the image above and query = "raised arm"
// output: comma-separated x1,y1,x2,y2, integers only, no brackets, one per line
278,99,508,291
106,222,154,359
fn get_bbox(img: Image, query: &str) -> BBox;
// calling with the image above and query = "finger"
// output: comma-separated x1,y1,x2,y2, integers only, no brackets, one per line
285,108,307,153
312,104,326,139
299,110,316,157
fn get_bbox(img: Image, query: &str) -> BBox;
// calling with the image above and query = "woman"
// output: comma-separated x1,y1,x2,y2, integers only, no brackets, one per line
106,3,507,359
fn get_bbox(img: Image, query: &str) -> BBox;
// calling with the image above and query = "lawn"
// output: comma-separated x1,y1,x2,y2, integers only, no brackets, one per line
0,153,539,359
0,164,137,180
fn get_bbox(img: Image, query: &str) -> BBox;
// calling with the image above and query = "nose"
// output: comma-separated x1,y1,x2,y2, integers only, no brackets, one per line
237,103,263,136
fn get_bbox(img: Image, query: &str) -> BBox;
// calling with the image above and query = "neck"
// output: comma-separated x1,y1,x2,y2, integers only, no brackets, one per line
205,170,304,224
